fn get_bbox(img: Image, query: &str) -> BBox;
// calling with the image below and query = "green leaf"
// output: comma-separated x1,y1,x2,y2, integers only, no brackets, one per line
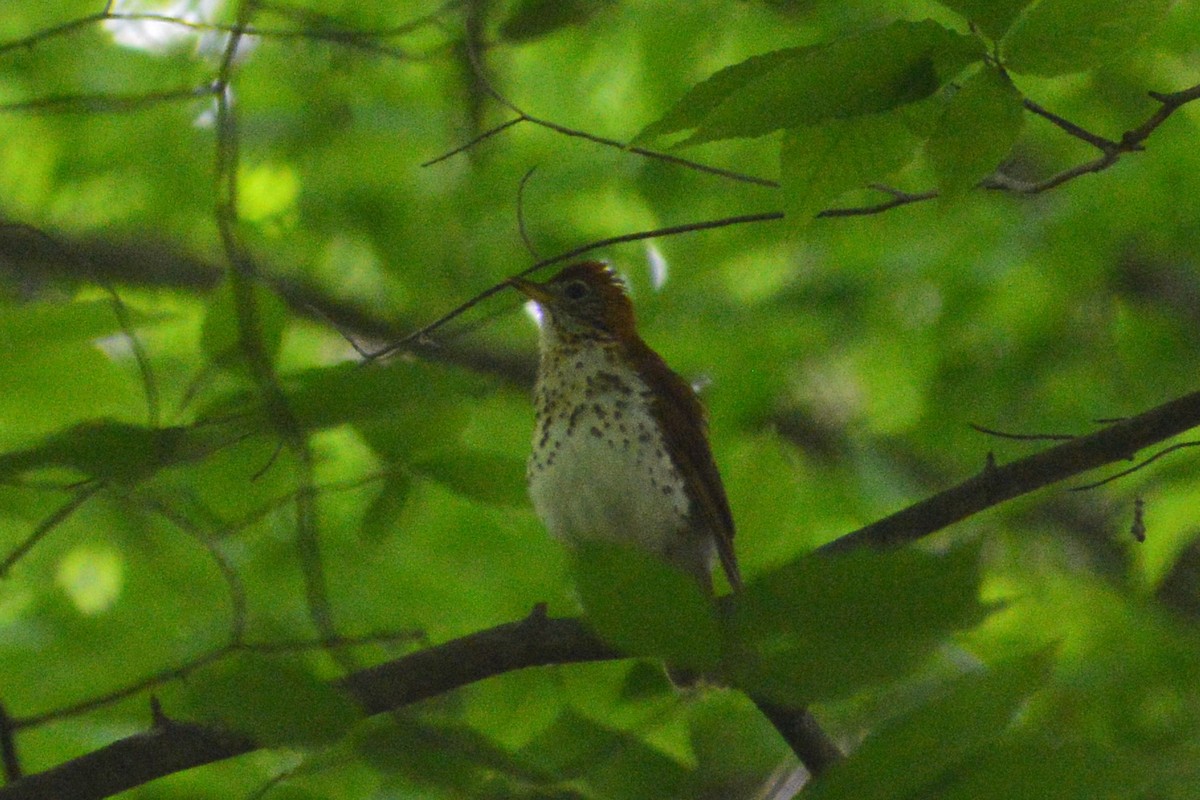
932,0,1034,39
936,733,1140,800
354,714,550,791
781,113,919,228
728,546,989,704
636,46,810,142
1002,0,1172,76
0,299,148,345
0,421,201,483
200,275,289,371
200,362,472,455
282,362,472,440
519,709,693,794
499,0,612,42
926,66,1025,196
183,652,361,747
803,653,1053,800
412,448,529,507
572,541,721,672
359,473,412,542
637,21,983,146
0,300,148,449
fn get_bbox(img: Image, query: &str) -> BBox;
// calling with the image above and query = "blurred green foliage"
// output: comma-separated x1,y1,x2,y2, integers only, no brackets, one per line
1,0,1199,798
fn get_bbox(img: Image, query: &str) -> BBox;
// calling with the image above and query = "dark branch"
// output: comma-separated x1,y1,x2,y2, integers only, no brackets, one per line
0,703,20,783
823,389,1200,553
0,614,615,800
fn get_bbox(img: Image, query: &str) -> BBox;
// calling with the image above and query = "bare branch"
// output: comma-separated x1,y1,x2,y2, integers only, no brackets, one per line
823,389,1200,553
1021,98,1120,152
0,607,837,800
0,614,615,800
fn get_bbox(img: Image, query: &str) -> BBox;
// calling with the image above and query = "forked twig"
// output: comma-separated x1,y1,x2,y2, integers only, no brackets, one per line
1071,440,1200,491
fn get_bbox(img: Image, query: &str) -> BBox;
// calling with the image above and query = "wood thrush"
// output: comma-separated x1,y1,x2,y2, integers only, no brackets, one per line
510,261,741,596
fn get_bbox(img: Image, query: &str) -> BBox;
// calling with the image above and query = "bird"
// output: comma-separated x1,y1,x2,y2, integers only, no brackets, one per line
510,261,740,596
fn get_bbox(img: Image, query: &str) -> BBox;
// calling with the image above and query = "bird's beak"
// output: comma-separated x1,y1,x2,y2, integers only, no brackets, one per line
508,276,554,305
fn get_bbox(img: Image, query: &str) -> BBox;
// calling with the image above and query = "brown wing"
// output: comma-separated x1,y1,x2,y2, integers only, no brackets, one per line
627,337,742,591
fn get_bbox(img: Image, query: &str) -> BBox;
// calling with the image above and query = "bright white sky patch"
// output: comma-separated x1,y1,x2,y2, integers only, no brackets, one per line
105,0,252,60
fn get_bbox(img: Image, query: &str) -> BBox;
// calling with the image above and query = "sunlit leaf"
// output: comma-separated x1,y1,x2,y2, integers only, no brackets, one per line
638,21,983,145
520,709,694,794
1002,0,1172,76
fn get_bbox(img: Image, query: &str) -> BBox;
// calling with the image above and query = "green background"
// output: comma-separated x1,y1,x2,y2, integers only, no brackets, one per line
2,0,1200,797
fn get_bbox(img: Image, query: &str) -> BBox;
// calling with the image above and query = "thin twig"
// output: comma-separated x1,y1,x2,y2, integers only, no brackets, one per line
103,287,160,429
362,211,785,361
970,423,1077,442
821,185,938,217
421,116,523,166
449,35,778,188
0,10,448,61
516,166,541,258
0,483,104,577
1071,441,1200,491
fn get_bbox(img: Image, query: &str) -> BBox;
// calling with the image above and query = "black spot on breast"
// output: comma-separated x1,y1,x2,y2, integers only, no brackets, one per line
590,426,602,438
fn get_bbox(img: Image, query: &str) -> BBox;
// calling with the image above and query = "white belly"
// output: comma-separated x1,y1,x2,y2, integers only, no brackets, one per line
528,400,691,554
526,345,692,556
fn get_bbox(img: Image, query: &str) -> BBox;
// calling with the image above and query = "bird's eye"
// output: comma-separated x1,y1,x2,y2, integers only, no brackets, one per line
562,280,590,300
